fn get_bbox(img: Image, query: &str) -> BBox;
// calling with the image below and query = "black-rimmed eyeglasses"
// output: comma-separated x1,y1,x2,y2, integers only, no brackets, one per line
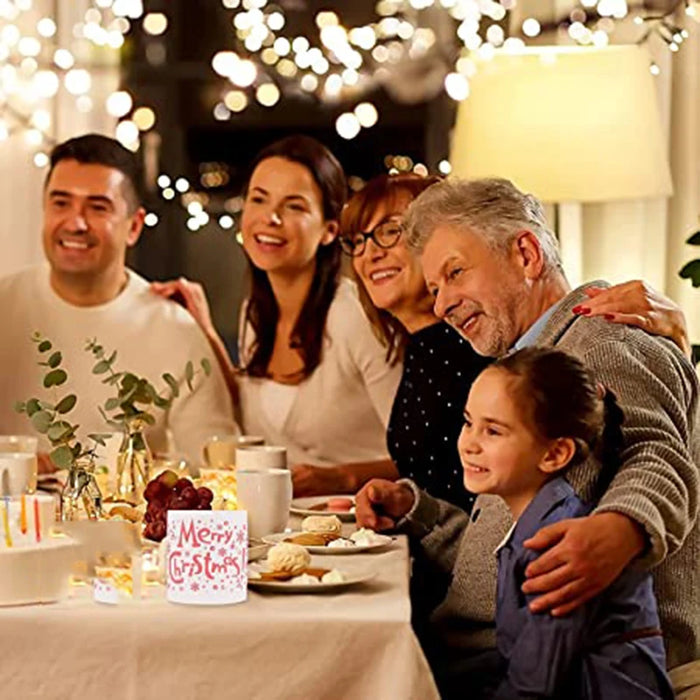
339,220,404,257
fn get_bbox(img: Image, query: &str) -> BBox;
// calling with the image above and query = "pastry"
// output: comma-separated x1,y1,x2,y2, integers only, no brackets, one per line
301,515,342,536
285,532,339,546
266,542,311,575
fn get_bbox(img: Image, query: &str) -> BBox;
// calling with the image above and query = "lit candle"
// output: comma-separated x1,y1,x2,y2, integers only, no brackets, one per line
20,494,27,535
33,497,41,543
3,497,12,548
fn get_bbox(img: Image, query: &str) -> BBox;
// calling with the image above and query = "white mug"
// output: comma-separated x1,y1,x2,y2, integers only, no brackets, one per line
236,468,292,539
203,435,265,468
235,445,287,472
0,452,38,496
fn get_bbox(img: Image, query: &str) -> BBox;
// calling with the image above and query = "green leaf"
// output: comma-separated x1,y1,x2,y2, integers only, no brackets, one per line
679,259,700,288
121,373,138,392
201,358,212,376
31,410,52,434
107,350,117,364
72,442,82,458
162,373,179,398
103,373,123,385
136,412,156,426
55,394,77,414
87,433,107,446
92,360,111,375
686,230,700,246
104,397,120,411
47,421,73,441
153,395,170,409
49,445,73,470
43,369,67,388
38,340,52,352
26,398,42,416
14,401,26,413
47,351,62,368
185,361,195,392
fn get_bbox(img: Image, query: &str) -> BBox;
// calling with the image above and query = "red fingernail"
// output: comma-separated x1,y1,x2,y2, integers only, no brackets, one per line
572,305,582,314
580,307,591,315
604,313,614,320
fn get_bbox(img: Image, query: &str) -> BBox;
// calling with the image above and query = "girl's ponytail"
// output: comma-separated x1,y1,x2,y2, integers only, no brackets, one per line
593,387,625,499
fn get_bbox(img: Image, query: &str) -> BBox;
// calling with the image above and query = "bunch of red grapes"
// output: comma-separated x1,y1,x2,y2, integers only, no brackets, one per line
143,469,214,542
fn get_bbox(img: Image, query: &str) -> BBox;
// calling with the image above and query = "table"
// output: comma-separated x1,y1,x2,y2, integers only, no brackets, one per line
1,536,439,700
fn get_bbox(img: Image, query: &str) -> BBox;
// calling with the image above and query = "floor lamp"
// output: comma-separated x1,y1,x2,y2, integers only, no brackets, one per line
449,45,673,286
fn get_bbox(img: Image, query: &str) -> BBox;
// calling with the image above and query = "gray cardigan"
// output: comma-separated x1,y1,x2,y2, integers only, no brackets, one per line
401,282,699,669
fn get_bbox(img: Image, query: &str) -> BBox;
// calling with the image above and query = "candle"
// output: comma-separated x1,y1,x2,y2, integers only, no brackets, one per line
33,497,41,543
20,494,27,535
2,497,12,548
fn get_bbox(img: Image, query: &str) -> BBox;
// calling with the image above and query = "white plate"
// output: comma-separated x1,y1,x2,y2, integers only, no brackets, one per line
248,543,268,562
247,568,375,593
262,531,392,554
289,496,356,521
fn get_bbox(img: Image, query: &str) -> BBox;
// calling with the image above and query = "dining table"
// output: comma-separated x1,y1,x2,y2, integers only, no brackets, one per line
0,530,440,700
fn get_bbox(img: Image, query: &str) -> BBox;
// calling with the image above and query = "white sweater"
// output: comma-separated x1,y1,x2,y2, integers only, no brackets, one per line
0,264,238,468
238,277,402,467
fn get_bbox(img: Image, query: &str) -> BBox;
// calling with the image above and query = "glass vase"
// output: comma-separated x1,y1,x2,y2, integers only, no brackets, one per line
115,424,153,506
61,461,103,521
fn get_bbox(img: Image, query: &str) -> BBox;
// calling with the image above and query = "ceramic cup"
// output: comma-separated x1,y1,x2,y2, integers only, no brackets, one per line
0,452,38,496
236,468,292,539
203,435,265,469
234,445,287,472
0,436,38,493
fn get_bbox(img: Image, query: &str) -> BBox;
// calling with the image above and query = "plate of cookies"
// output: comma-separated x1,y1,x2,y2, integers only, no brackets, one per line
262,515,392,554
248,543,375,593
290,495,355,521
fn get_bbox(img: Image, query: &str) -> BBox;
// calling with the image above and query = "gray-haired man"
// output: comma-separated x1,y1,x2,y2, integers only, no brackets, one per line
356,178,699,688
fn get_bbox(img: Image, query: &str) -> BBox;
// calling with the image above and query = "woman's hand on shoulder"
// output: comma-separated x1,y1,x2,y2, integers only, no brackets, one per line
150,278,216,338
573,280,691,358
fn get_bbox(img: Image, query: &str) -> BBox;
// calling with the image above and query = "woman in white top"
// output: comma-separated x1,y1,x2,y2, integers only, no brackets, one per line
152,136,402,495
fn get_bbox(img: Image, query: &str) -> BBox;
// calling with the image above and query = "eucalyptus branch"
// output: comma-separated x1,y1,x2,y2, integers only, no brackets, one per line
14,333,111,470
85,338,212,432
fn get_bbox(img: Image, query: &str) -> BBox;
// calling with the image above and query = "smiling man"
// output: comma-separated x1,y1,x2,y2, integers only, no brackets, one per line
355,177,699,694
0,134,237,468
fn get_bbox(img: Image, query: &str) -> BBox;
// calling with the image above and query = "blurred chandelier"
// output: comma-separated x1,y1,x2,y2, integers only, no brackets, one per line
209,0,695,139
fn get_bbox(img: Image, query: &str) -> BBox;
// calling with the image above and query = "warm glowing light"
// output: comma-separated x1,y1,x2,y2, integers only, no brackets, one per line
224,90,248,112
144,212,159,226
354,102,378,128
522,18,541,37
34,152,49,168
219,215,234,229
175,178,190,193
256,83,280,106
53,49,74,70
444,72,469,101
438,159,451,175
106,90,133,117
115,120,139,147
143,12,168,35
37,18,57,38
133,106,156,130
65,69,92,95
336,112,361,140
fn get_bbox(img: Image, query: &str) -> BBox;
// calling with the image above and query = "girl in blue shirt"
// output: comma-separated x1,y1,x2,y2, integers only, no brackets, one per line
459,347,674,699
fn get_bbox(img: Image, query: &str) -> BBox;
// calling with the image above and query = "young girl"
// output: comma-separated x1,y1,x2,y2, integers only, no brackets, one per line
459,346,673,699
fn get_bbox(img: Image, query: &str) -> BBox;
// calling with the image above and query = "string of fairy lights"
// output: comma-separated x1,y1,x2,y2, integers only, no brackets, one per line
0,0,696,232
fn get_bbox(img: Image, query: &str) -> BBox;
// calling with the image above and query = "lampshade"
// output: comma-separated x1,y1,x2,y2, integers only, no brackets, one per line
450,45,673,202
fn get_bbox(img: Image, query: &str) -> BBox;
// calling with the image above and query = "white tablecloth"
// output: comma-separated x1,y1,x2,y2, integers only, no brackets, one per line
1,536,439,700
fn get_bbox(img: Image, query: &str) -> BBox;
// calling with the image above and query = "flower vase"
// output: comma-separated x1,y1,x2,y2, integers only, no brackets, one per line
61,461,103,521
115,424,153,506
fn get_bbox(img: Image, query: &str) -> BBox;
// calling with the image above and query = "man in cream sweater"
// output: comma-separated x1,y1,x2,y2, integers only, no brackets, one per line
357,178,699,689
0,134,237,468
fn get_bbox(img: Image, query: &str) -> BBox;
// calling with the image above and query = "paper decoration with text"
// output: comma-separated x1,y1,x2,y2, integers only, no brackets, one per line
166,510,247,605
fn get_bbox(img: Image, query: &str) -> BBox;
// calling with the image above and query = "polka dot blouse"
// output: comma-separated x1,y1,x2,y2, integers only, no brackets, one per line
387,322,492,514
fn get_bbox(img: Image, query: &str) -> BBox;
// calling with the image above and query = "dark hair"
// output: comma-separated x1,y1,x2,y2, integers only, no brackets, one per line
492,347,625,499
242,135,346,380
46,133,143,213
340,173,442,364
